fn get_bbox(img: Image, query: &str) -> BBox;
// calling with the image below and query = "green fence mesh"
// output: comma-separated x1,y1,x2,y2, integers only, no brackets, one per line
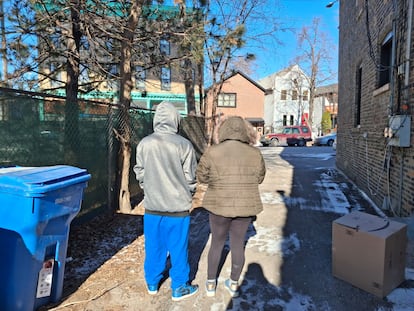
0,88,207,219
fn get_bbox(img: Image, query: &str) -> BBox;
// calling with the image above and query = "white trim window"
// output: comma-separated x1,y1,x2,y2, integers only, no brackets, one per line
218,93,236,107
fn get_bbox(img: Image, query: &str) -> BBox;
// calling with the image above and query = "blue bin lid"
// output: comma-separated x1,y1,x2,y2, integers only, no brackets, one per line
0,165,91,196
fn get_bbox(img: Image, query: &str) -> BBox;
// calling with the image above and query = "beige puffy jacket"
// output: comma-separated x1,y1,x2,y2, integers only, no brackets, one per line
196,116,266,217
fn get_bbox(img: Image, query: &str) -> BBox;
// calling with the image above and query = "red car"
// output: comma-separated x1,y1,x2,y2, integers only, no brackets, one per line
260,125,312,147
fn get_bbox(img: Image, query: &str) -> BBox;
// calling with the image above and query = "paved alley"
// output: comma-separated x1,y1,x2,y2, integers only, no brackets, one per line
43,146,414,311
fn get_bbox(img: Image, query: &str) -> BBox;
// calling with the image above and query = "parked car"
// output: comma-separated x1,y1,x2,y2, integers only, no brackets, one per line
260,125,312,147
313,133,337,146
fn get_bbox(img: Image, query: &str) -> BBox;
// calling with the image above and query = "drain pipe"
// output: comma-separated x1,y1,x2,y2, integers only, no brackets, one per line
404,0,413,90
389,1,398,117
398,0,413,216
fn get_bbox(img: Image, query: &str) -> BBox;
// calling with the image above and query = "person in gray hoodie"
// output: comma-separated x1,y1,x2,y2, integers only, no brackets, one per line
134,101,199,301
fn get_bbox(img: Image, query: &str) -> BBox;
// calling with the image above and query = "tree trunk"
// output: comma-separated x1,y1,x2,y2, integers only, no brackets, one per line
184,58,196,114
64,1,82,165
0,0,7,85
117,129,132,214
116,1,142,214
197,62,204,115
308,83,316,132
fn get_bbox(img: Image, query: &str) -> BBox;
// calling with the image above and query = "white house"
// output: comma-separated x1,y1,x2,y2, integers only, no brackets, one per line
259,65,336,137
259,65,311,133
314,84,338,136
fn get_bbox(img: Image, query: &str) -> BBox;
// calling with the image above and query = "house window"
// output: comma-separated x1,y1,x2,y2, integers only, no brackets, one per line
378,32,393,87
80,36,90,51
49,32,61,50
135,65,146,89
105,38,113,51
79,65,89,85
303,90,308,101
283,115,287,126
290,115,294,125
106,64,119,90
218,93,236,107
161,67,171,90
49,61,61,88
281,90,287,100
355,66,362,127
109,64,118,78
160,38,170,55
292,90,298,100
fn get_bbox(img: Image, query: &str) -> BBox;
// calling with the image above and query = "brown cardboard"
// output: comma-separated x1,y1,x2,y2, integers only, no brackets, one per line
332,211,407,297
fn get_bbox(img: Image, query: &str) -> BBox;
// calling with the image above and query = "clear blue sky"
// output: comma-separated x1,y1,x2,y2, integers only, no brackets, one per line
251,0,340,81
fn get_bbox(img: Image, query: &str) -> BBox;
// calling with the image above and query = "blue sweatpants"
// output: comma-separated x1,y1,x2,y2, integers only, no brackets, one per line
143,214,190,290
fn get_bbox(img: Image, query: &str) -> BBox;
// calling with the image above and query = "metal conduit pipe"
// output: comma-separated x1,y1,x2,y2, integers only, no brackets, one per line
399,0,413,215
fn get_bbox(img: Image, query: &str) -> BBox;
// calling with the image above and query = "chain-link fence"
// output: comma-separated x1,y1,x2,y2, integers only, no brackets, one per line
0,88,207,220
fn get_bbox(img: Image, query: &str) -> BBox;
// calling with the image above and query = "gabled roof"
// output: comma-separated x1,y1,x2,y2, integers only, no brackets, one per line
259,64,307,81
315,83,338,95
205,70,267,93
223,70,267,93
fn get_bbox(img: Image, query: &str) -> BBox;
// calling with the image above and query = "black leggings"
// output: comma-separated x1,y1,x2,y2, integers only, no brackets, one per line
207,213,253,281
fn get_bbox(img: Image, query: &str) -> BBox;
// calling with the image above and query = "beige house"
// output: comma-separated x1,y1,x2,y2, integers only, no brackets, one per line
204,71,266,142
37,4,202,115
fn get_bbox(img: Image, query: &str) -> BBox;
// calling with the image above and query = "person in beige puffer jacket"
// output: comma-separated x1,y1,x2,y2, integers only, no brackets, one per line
196,116,266,298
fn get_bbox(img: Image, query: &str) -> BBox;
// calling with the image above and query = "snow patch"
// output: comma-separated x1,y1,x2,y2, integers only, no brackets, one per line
314,179,350,214
379,268,414,311
247,226,300,257
261,191,284,204
260,169,355,215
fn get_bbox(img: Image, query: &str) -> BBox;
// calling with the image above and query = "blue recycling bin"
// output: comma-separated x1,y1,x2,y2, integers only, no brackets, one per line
0,165,91,311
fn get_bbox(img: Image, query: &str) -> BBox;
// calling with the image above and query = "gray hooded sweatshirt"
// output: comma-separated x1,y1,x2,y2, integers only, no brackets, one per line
134,101,197,215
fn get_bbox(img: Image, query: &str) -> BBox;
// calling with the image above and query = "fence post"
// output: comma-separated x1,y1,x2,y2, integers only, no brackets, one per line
107,105,115,212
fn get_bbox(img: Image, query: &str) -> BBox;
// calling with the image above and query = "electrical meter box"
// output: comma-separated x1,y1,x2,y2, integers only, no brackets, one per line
388,115,411,147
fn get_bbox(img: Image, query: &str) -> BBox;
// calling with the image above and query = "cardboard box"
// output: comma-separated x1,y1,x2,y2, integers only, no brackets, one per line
332,211,407,297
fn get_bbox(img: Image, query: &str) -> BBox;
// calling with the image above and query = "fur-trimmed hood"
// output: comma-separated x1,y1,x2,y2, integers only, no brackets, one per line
214,116,257,145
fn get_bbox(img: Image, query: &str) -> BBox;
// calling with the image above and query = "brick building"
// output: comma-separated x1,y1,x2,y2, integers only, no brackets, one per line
337,0,414,215
204,71,266,142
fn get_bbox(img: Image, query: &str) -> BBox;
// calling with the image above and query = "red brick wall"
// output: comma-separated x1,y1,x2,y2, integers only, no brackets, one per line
214,74,264,119
205,73,265,141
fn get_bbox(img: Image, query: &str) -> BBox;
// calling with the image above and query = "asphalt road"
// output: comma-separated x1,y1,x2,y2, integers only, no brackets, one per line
255,146,389,310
